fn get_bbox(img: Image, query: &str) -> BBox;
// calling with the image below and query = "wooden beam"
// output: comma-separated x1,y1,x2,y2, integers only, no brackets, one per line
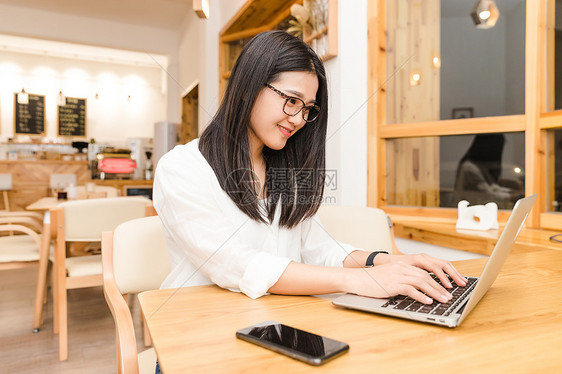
525,0,546,227
379,115,526,139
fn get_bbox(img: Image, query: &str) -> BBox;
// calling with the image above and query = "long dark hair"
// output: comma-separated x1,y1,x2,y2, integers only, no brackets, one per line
454,133,505,189
199,31,328,228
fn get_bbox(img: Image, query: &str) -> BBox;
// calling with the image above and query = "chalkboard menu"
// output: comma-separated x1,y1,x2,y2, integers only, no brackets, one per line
58,97,86,137
14,93,45,135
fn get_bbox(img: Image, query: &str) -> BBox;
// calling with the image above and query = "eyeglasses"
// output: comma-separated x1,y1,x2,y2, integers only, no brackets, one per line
265,83,320,123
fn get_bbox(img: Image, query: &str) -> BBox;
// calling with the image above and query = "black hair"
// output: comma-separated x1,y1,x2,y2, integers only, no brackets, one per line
455,133,505,188
199,31,328,228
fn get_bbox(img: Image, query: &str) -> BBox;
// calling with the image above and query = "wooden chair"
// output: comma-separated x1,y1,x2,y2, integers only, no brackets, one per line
102,216,170,374
316,205,399,255
0,215,53,332
53,197,153,360
0,219,42,271
0,214,43,232
0,173,12,211
75,185,120,199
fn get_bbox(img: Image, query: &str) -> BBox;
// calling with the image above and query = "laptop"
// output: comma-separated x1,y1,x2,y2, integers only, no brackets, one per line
332,194,537,328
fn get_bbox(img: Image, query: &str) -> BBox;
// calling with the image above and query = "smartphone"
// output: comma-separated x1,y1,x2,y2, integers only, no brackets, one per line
236,321,349,366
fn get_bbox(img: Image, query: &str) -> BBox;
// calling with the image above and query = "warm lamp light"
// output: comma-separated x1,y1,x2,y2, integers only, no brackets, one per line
409,71,422,86
17,88,29,105
193,0,210,19
471,0,500,29
432,53,441,69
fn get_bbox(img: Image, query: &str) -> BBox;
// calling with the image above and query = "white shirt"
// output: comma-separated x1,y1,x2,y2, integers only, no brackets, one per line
153,139,360,299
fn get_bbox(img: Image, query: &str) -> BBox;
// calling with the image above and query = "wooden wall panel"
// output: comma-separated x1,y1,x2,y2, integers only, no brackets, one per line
383,0,440,208
386,0,440,124
386,137,439,207
0,161,153,211
0,161,89,211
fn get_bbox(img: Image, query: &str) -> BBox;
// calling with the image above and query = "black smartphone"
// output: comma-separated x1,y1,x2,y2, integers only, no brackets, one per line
236,321,349,366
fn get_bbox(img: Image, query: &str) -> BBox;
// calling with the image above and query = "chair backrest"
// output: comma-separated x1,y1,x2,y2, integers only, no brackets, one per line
0,174,12,190
102,215,170,374
112,215,170,294
75,185,120,198
50,173,76,189
317,205,395,254
57,197,150,242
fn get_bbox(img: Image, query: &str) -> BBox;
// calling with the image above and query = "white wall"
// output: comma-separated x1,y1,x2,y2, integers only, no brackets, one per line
0,2,180,130
324,0,368,206
177,0,246,133
0,49,166,142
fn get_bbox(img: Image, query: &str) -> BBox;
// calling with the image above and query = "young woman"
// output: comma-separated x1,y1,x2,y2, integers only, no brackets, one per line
154,31,466,306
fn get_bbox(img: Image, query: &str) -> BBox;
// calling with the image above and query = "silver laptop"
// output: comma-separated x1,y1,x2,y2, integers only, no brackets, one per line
332,194,537,328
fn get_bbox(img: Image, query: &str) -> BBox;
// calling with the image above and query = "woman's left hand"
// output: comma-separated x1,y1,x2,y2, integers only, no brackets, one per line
374,253,467,289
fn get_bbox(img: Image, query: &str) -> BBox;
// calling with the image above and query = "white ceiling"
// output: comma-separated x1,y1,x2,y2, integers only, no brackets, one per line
0,0,191,30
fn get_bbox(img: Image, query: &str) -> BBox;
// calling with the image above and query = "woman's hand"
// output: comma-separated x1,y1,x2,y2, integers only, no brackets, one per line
374,253,467,289
344,262,456,304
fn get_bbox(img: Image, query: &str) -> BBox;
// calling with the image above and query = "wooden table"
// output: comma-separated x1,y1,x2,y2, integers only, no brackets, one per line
138,250,562,373
25,197,61,211
392,215,562,255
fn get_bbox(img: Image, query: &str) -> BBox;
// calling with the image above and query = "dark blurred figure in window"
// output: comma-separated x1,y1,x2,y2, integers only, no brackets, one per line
454,134,524,209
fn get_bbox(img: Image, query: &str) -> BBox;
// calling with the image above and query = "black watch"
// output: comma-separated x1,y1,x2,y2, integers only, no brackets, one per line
365,251,389,267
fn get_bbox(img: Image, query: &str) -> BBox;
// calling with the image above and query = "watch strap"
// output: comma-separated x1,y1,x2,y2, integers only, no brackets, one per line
365,251,389,267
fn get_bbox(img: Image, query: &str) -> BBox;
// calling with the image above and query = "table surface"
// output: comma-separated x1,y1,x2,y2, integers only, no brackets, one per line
25,197,61,211
138,250,562,373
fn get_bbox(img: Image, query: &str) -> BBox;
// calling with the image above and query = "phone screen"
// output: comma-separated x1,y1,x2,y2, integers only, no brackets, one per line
236,321,349,365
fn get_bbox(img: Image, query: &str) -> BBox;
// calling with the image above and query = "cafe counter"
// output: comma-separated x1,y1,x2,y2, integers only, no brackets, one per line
0,159,153,211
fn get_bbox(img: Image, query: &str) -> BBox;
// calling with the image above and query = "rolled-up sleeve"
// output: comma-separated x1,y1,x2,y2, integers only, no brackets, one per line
154,144,291,299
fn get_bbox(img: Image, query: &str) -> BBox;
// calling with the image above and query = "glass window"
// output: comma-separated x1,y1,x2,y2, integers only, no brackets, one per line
550,0,562,110
548,129,562,211
385,0,526,124
386,132,525,209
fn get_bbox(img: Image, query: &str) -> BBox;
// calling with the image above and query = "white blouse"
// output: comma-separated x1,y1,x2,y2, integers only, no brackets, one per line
153,139,360,299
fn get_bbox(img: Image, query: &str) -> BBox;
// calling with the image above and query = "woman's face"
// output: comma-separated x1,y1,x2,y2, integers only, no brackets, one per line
248,71,319,155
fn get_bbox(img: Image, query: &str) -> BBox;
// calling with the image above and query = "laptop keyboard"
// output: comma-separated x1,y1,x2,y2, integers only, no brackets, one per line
381,275,478,317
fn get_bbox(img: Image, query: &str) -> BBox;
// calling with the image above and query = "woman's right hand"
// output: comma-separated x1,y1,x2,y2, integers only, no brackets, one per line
344,262,454,304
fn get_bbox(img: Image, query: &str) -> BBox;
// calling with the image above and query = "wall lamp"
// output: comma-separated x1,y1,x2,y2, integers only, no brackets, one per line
471,0,500,29
17,88,29,105
193,0,210,19
57,90,66,106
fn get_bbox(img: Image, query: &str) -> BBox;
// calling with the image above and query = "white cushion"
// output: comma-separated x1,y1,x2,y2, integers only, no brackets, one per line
138,348,157,374
113,216,170,294
0,234,40,262
0,174,12,190
59,197,149,241
66,254,102,277
317,205,394,254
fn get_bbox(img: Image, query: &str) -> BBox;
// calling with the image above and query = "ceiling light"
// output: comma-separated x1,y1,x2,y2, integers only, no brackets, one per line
471,0,500,29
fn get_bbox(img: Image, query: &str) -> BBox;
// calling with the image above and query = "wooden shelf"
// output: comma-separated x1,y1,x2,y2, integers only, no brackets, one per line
219,0,338,96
